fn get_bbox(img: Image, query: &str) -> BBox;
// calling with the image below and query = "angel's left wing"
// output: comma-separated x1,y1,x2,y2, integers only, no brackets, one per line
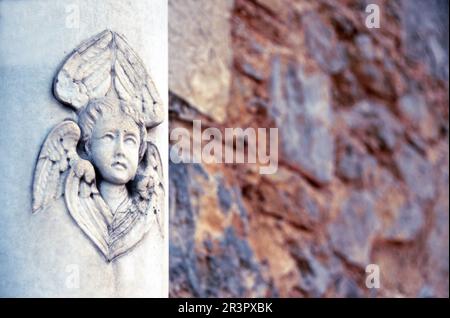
134,141,165,235
141,142,164,235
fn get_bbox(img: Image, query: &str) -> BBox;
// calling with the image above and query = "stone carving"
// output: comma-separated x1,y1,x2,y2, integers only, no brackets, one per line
32,30,165,262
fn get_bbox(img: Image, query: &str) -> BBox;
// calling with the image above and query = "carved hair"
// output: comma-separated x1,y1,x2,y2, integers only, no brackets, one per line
78,97,148,160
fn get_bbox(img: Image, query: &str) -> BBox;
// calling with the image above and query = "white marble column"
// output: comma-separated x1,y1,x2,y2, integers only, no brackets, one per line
0,0,168,297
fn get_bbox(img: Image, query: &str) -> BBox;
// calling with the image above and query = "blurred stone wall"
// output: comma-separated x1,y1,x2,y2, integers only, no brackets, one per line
168,0,449,297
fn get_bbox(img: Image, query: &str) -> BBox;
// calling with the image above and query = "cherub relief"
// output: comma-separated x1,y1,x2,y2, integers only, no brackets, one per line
32,30,164,262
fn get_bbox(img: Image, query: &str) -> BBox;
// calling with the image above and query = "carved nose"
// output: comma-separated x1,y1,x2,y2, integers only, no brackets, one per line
114,138,125,157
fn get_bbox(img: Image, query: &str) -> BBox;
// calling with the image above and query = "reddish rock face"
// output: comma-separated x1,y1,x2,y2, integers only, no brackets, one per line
169,0,449,297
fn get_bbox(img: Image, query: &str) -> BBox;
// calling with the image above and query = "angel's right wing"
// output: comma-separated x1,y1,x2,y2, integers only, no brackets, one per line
32,120,82,213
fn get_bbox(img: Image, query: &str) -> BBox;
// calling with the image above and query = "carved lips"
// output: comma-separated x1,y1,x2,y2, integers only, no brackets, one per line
112,161,127,171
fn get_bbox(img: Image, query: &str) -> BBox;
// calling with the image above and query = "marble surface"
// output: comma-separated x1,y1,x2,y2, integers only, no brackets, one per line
0,0,168,297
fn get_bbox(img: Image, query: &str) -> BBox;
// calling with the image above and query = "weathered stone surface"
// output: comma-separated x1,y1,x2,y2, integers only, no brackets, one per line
169,157,272,297
217,177,233,214
394,143,436,201
334,276,363,298
304,12,348,74
290,246,330,297
270,58,334,185
169,0,233,123
344,101,402,152
402,0,449,81
169,0,449,298
329,192,379,267
250,168,324,230
355,34,375,61
398,93,439,140
381,199,425,242
353,63,396,99
169,158,227,297
332,69,365,106
198,227,270,297
398,94,427,126
336,135,377,183
425,150,449,297
427,198,449,296
169,158,200,296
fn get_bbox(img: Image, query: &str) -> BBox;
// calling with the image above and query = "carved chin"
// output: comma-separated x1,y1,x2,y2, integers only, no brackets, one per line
102,169,132,185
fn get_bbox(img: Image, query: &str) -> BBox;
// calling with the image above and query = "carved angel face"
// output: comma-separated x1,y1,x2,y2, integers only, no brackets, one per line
89,111,141,185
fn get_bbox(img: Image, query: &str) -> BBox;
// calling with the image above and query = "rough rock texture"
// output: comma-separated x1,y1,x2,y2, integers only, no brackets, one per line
169,0,233,123
169,0,449,297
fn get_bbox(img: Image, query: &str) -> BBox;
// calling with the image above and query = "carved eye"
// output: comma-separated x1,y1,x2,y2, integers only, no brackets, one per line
125,135,138,146
102,133,114,141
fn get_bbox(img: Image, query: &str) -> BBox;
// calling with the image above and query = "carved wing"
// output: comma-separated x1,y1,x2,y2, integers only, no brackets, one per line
53,29,164,128
32,120,83,213
134,142,165,235
64,159,111,259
